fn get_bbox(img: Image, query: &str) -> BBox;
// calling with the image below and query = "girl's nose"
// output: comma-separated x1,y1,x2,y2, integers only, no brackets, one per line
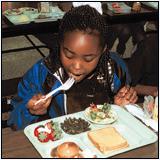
73,60,82,70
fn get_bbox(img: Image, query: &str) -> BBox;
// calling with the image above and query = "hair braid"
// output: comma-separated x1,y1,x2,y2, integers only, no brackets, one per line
96,50,114,98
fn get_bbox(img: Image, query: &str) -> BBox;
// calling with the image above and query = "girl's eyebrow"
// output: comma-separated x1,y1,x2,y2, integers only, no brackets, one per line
63,46,96,56
63,46,75,54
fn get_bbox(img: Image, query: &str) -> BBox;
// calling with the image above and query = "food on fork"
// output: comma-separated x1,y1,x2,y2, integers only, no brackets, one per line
88,127,129,154
34,121,62,143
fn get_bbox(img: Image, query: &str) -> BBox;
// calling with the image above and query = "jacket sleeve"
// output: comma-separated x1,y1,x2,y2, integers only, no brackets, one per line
7,60,48,130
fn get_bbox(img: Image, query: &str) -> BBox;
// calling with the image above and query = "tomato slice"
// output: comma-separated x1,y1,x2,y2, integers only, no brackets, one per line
34,125,44,137
112,3,119,8
49,131,55,141
90,103,97,109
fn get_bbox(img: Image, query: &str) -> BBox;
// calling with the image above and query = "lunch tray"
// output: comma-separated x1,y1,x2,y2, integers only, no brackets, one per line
3,7,65,25
3,13,60,25
3,14,33,25
24,105,158,158
107,2,131,14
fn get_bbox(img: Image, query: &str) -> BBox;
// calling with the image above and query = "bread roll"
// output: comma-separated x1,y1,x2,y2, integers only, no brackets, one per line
56,142,80,158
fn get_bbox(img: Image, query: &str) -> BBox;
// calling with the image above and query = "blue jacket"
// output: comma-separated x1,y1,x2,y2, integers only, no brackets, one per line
8,52,130,130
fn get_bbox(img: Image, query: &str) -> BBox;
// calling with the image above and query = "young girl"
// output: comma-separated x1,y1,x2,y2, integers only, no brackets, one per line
8,5,137,130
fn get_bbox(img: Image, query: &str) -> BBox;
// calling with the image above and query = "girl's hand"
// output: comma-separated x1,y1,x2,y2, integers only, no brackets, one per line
27,93,52,115
114,86,138,106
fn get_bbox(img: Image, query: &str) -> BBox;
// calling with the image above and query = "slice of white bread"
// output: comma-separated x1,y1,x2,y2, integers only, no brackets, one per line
88,127,129,154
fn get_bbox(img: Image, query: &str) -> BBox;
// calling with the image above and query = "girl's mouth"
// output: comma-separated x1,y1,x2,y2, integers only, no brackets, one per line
68,72,84,82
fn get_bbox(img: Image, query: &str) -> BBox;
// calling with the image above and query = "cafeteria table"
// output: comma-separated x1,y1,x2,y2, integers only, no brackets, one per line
102,2,158,24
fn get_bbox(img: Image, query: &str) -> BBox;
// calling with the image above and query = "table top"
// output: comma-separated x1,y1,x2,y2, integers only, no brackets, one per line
2,115,158,158
2,16,60,38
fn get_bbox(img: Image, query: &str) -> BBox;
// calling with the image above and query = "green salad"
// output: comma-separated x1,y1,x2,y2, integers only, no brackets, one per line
89,103,111,122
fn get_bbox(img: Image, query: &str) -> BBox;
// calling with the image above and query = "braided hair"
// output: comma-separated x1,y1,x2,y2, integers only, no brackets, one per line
59,5,107,49
44,5,114,97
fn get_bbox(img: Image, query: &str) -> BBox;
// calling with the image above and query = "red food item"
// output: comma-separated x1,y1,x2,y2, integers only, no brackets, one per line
90,103,99,112
34,121,62,143
90,103,97,109
34,125,44,137
49,131,55,141
112,3,120,8
38,131,50,143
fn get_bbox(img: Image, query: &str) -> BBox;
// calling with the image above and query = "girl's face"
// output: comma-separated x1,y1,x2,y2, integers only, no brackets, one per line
60,30,104,82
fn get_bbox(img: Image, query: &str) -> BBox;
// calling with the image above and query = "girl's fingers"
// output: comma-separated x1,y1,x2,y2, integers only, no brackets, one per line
29,98,51,113
125,87,138,103
34,97,52,110
32,102,45,110
27,94,52,115
30,108,47,115
114,95,130,106
36,109,47,115
28,94,43,106
129,92,138,104
117,86,130,98
44,97,52,107
132,96,138,104
125,87,134,100
32,94,43,101
117,86,126,97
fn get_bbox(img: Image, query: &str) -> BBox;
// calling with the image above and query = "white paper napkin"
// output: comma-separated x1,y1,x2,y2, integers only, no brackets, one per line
125,104,158,132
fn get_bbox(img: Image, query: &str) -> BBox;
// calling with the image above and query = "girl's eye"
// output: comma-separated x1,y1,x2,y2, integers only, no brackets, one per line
84,56,95,62
64,51,74,59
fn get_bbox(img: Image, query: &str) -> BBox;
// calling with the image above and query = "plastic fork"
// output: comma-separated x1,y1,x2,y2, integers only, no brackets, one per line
34,77,75,105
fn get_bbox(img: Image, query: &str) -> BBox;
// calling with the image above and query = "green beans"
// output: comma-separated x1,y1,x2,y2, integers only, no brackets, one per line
61,117,91,134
